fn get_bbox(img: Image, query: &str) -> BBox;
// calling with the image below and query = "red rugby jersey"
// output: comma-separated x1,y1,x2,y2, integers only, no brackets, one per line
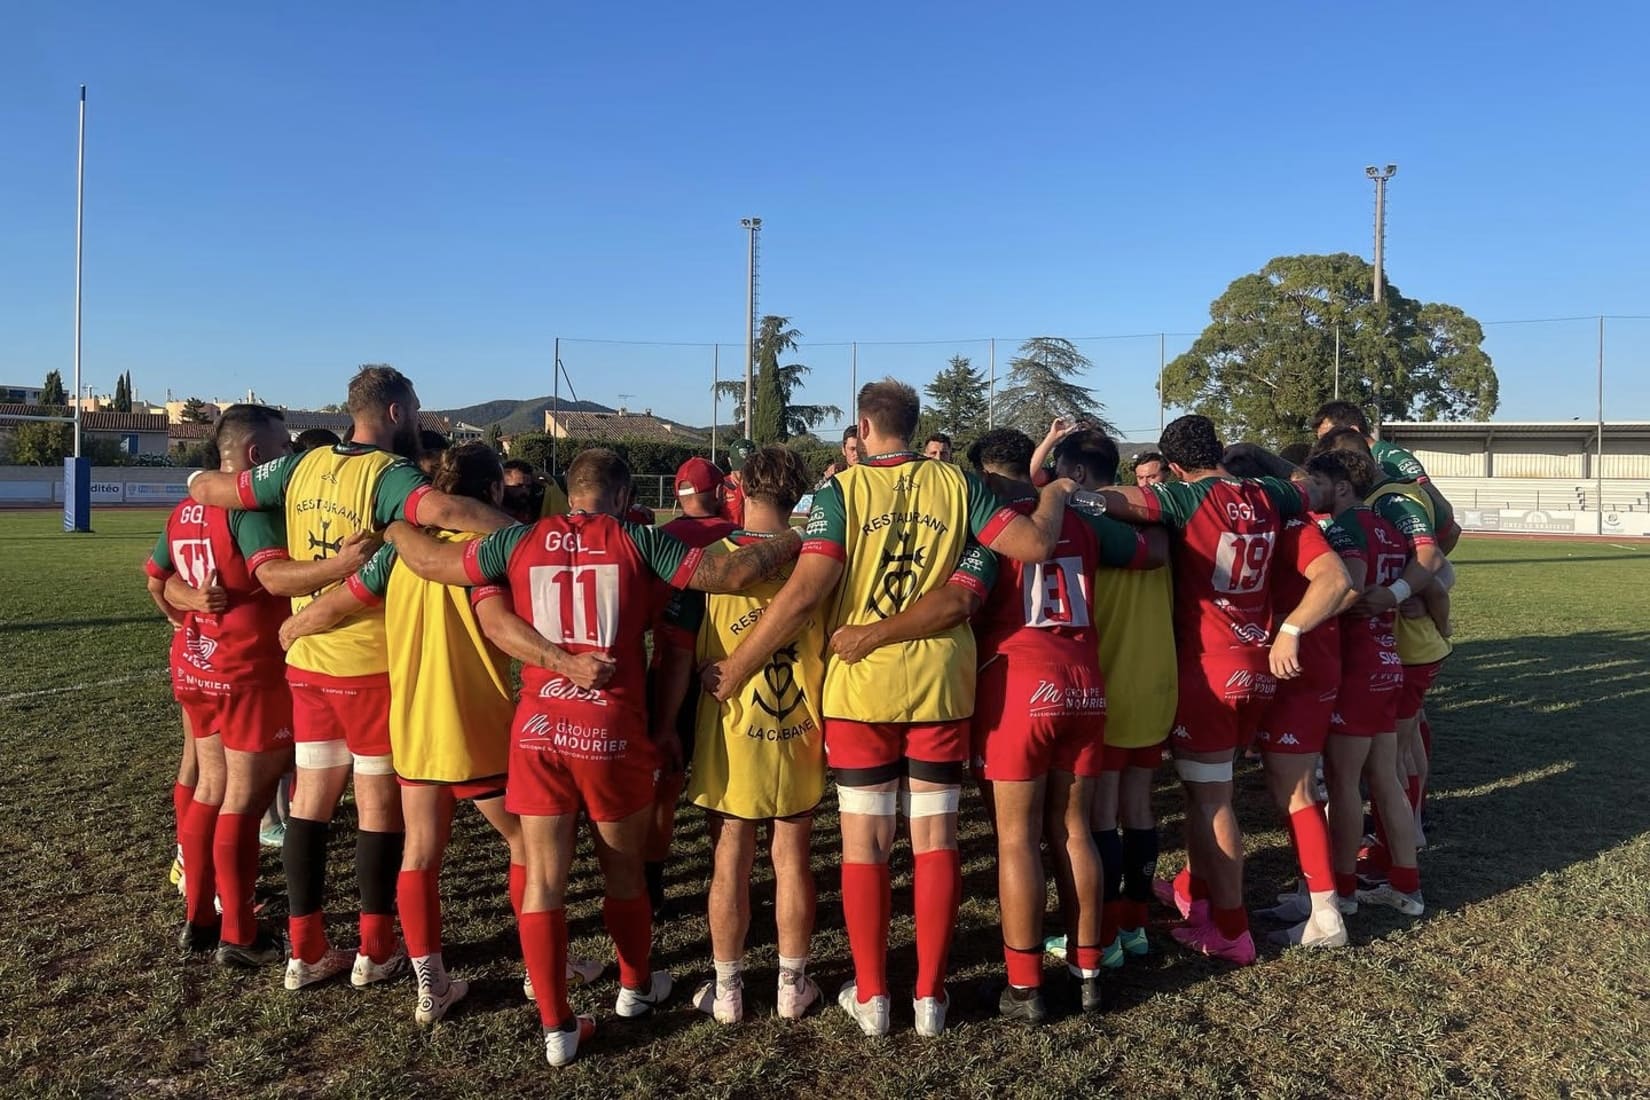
1269,517,1342,680
1326,504,1405,674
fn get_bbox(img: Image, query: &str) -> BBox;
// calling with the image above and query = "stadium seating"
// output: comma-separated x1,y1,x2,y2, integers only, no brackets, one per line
1429,476,1650,513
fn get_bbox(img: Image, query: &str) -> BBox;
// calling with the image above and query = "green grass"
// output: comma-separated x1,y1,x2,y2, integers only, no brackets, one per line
2,510,1647,1098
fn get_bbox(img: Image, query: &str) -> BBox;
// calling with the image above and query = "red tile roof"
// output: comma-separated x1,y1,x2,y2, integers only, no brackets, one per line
0,404,169,432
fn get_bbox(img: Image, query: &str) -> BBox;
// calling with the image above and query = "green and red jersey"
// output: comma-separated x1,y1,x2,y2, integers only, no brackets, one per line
1137,475,1308,659
236,442,432,527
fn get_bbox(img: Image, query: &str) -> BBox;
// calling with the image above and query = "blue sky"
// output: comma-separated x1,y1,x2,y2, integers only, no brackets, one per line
4,1,1648,439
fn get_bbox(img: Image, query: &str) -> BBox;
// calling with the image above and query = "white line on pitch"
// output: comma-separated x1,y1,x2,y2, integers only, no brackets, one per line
0,669,167,704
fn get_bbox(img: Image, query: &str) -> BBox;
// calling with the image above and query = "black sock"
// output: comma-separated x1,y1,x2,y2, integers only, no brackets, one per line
283,817,330,917
356,829,404,915
645,860,666,910
1094,829,1124,903
1121,827,1159,904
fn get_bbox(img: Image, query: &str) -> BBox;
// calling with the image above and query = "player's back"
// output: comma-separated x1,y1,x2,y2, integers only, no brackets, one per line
820,456,975,722
1168,477,1292,658
282,444,403,677
975,500,1098,660
501,512,656,716
385,532,513,782
160,498,288,689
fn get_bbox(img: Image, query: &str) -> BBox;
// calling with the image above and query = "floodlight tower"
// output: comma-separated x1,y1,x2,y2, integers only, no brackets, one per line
1365,164,1397,304
741,217,762,437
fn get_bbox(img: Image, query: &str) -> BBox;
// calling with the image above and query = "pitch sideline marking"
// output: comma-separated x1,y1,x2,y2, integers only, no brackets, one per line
0,669,167,704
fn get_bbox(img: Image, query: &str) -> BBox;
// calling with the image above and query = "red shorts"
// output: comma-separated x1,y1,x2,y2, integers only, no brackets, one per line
504,704,658,822
823,719,969,773
1100,742,1164,772
1255,675,1337,755
1396,660,1444,721
1170,657,1276,755
971,656,1105,781
288,672,392,760
398,776,506,802
181,685,294,755
1331,655,1402,737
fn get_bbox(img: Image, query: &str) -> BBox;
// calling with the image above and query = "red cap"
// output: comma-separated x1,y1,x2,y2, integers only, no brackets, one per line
675,457,722,497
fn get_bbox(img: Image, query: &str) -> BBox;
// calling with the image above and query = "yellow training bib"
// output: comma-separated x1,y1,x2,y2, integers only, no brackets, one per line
821,459,976,722
386,532,514,783
285,447,400,677
688,540,827,820
1365,481,1453,666
1094,566,1177,747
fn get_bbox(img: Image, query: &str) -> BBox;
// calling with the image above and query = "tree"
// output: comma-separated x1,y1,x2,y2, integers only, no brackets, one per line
924,356,990,445
112,372,132,413
483,423,503,453
10,421,72,465
41,370,67,408
992,337,1115,437
181,397,212,424
713,316,842,444
1161,253,1498,447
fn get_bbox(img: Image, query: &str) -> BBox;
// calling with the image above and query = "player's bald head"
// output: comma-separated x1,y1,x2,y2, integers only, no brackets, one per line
565,448,633,515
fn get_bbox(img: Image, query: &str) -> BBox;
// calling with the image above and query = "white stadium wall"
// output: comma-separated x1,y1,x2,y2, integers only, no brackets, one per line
0,466,189,506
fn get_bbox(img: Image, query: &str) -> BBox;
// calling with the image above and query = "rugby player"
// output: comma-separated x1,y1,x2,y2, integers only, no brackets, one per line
817,425,865,482
293,427,342,452
1084,415,1345,965
653,447,825,1024
922,433,953,463
1312,401,1459,553
383,447,802,1067
1298,449,1422,916
960,429,1162,1019
720,440,755,526
1052,430,1175,966
1133,451,1169,487
1027,416,1089,484
151,404,375,965
643,457,740,918
187,367,514,990
702,379,1080,1037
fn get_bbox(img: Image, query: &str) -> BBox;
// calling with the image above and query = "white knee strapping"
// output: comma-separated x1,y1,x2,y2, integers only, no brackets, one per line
295,740,351,769
836,785,898,816
901,786,960,818
352,752,397,776
1175,758,1234,783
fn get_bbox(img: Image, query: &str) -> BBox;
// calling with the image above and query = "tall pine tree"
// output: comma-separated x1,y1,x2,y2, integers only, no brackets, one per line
40,370,67,408
923,356,989,444
992,337,1116,437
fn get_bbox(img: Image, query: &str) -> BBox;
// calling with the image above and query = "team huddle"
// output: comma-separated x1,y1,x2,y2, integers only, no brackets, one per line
147,365,1456,1066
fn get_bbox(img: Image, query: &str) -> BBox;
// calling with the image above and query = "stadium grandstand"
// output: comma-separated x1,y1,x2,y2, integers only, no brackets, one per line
1384,420,1650,536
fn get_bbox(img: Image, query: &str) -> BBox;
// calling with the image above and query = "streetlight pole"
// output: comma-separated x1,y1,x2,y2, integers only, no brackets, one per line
740,217,762,438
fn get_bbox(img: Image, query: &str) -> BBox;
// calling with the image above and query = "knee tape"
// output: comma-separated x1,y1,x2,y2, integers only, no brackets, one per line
901,786,960,819
1174,758,1234,784
352,752,397,776
836,785,898,816
295,740,351,770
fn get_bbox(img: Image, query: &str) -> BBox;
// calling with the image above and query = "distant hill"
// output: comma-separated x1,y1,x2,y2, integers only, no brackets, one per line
434,396,614,435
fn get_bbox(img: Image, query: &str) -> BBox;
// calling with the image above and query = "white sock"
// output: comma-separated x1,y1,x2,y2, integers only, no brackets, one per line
1067,962,1102,980
1307,889,1340,916
412,952,448,992
778,954,808,978
714,957,743,990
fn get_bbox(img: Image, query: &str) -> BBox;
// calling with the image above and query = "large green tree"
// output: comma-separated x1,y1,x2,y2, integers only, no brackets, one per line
1162,253,1498,447
41,370,67,408
924,355,989,444
992,337,1116,437
714,316,842,443
10,421,72,465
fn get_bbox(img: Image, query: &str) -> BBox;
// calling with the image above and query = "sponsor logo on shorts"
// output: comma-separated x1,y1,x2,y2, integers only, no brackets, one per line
274,726,293,741
1330,711,1344,726
1222,668,1276,700
1171,724,1190,740
538,677,608,707
1027,678,1106,717
1277,732,1300,746
521,711,627,759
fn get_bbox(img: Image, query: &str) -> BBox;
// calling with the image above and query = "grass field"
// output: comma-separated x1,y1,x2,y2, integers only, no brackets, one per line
2,509,1648,1098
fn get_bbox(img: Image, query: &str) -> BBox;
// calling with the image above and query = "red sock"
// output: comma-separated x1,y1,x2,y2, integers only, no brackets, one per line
1072,943,1105,972
1003,943,1043,988
1101,899,1124,947
1335,872,1358,899
840,861,891,1000
181,799,220,928
1388,864,1420,894
1406,775,1422,813
397,868,441,958
508,862,527,922
172,782,195,848
602,893,653,989
1213,905,1249,940
1128,899,1149,930
1288,804,1335,894
359,912,397,964
913,849,961,1000
519,909,570,1028
289,912,328,964
1188,872,1210,902
213,812,260,945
